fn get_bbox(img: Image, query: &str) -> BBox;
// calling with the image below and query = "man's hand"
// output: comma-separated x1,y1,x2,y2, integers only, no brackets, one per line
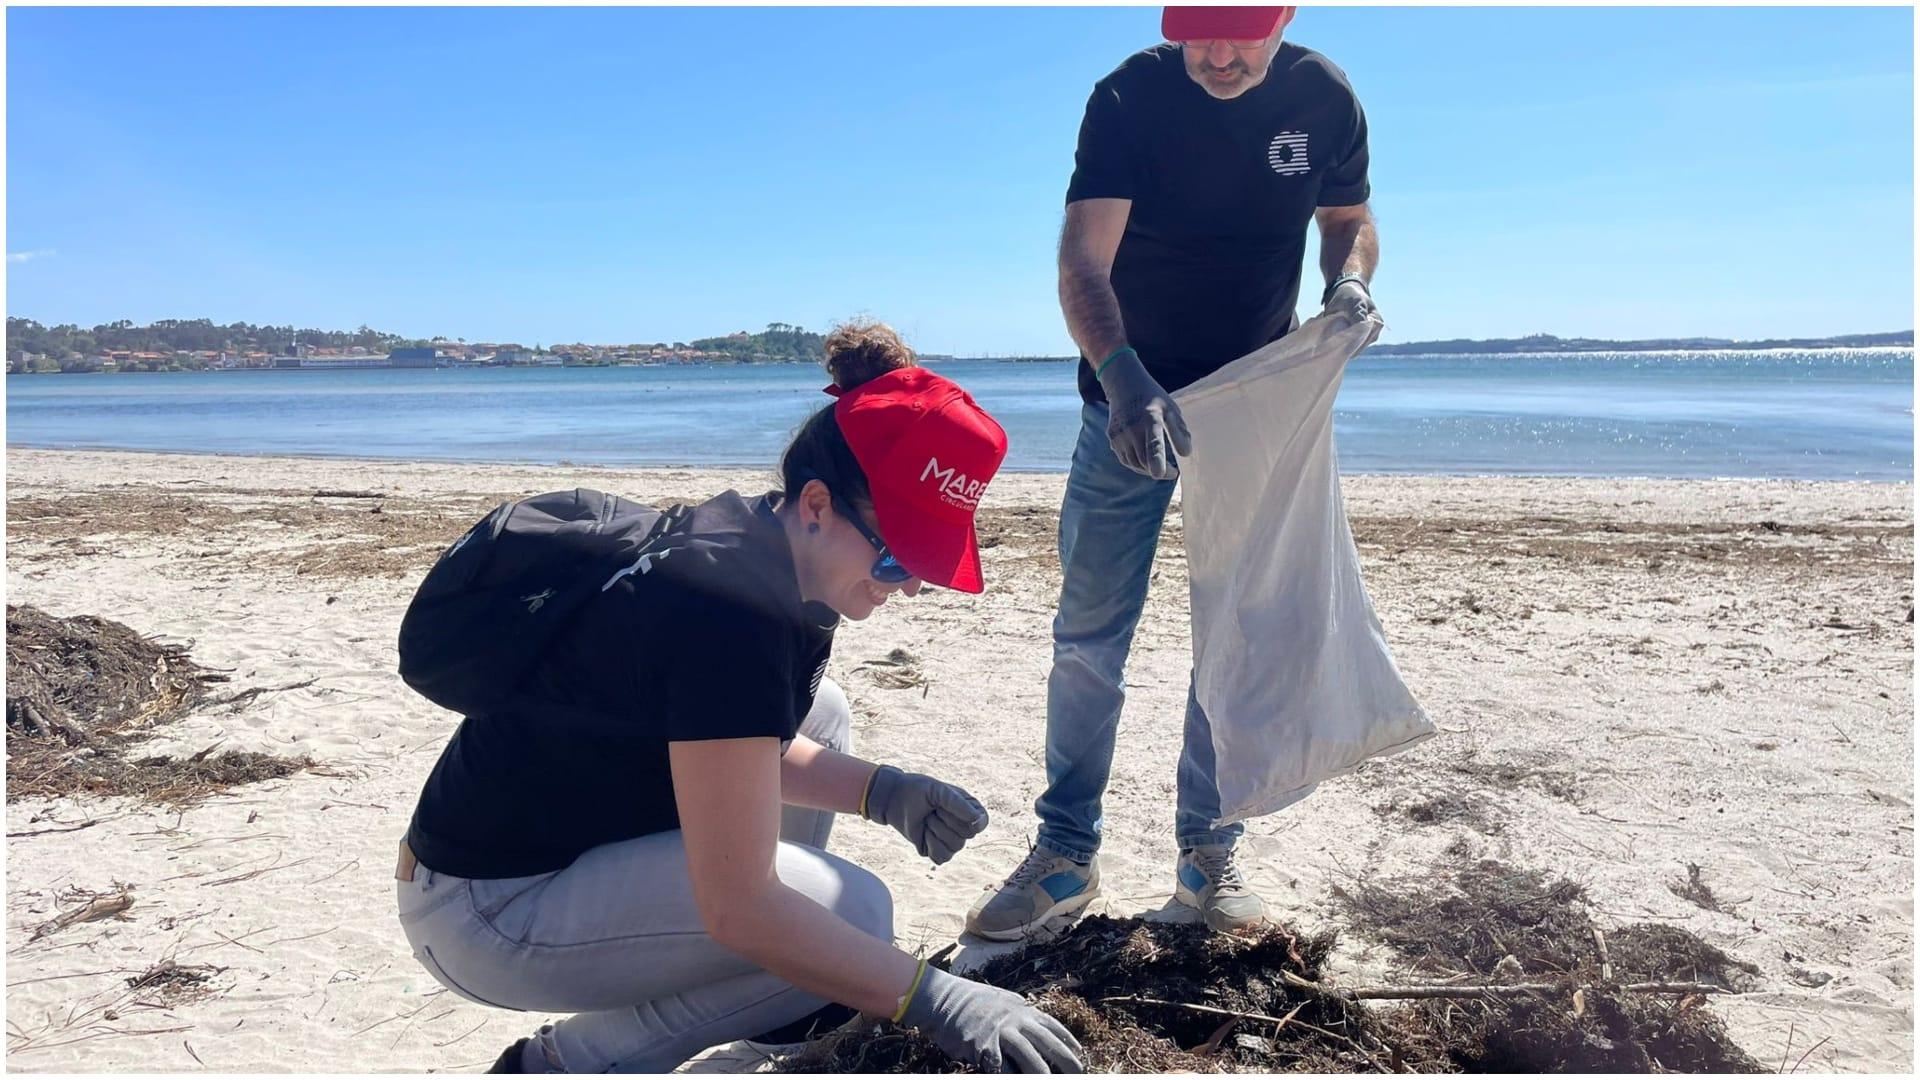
862,766,988,865
1097,348,1191,480
1324,278,1377,326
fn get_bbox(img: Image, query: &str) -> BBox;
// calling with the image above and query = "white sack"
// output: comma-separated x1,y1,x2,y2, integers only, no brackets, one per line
1173,312,1434,827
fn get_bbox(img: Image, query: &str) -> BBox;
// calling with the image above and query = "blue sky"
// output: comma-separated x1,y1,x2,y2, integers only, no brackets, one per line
6,5,1913,354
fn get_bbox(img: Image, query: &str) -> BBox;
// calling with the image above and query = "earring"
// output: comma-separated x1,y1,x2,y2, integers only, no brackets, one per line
807,522,820,534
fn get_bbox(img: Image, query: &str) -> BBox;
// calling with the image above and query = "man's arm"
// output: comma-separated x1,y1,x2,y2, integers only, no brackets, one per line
1057,198,1132,363
1058,196,1191,478
1315,202,1378,289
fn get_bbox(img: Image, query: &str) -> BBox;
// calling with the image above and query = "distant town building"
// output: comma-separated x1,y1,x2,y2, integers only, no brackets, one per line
298,355,390,369
390,347,438,369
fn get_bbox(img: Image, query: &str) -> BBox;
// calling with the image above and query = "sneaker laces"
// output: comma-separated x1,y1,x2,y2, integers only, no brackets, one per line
1006,842,1062,890
1192,847,1247,889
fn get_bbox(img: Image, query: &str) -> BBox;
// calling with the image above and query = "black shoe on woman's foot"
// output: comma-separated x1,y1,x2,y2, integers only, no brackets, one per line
485,1037,529,1073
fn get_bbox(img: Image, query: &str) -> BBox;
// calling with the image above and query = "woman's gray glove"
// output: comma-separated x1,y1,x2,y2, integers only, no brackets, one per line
862,765,988,865
1096,348,1190,481
900,966,1084,1072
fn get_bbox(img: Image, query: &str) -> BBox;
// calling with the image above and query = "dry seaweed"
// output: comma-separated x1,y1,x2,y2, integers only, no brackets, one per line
6,605,311,805
778,862,1761,1073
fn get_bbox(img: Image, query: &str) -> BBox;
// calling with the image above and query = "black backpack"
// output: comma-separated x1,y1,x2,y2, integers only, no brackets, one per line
397,488,691,717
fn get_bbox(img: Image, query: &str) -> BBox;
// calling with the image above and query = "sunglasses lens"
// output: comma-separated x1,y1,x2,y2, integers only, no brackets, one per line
872,556,913,583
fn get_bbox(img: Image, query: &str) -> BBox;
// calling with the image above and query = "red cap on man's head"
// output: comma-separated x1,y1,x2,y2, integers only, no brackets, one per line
1162,5,1291,42
828,368,1008,594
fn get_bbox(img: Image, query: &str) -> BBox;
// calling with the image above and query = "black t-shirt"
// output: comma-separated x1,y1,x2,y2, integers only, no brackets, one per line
1067,42,1371,404
405,491,838,879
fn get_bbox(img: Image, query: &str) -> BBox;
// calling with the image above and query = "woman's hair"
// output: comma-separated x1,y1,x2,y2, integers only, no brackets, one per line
779,320,918,506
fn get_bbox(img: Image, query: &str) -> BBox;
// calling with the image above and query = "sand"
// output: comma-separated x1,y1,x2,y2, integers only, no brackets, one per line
4,448,1912,1073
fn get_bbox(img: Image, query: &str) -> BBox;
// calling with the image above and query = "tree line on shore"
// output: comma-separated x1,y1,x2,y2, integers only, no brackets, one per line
5,318,835,373
9,317,1911,374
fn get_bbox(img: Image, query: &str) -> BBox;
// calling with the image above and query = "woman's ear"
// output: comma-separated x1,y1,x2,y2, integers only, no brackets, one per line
800,478,833,532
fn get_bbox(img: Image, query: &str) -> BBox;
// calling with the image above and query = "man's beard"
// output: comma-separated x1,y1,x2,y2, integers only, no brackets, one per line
1193,60,1252,98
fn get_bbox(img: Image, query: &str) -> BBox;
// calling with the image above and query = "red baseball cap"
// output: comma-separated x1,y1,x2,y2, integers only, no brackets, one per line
1162,5,1291,42
827,368,1008,593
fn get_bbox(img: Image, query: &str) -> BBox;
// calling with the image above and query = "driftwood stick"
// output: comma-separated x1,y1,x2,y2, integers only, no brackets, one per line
1593,926,1614,983
1280,970,1730,1001
1349,982,1731,1001
1099,996,1294,1027
30,891,134,942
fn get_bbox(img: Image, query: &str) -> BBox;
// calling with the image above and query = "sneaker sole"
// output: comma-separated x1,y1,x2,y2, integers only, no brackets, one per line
966,885,1099,942
1173,884,1267,933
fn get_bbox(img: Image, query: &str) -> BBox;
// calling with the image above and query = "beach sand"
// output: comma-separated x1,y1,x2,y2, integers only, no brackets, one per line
5,448,1912,1073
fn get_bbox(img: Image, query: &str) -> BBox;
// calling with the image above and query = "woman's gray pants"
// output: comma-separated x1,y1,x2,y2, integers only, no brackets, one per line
396,679,892,1072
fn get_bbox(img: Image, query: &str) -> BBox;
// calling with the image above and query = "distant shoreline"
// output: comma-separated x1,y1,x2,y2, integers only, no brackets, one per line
6,442,1910,486
5,340,1914,375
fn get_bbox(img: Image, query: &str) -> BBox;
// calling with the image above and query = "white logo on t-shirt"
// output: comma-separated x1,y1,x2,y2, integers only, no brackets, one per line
1267,131,1310,176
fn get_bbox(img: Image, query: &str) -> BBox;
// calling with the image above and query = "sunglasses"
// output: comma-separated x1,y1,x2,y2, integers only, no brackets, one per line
829,493,914,584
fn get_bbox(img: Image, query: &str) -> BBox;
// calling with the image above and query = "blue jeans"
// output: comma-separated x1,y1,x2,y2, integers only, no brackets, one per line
1035,403,1242,862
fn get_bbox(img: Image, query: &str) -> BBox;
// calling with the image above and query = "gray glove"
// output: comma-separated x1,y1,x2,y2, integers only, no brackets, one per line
1324,277,1377,325
900,966,1084,1072
862,765,988,865
1095,348,1190,481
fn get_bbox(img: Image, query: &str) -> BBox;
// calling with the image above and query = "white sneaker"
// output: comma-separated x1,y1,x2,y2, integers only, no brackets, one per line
964,846,1100,941
1175,844,1268,933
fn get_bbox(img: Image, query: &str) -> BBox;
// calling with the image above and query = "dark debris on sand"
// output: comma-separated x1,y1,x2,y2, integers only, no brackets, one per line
780,860,1761,1074
1332,859,1762,1073
6,605,311,805
779,917,1405,1074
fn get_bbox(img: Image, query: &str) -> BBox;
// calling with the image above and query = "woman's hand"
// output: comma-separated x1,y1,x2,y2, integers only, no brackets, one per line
900,966,1084,1072
862,766,989,865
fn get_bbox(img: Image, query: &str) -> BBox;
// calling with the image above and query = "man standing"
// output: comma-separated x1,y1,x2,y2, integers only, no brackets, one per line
967,6,1379,939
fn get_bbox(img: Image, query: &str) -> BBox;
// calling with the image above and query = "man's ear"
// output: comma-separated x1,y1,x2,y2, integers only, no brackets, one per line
1276,7,1299,36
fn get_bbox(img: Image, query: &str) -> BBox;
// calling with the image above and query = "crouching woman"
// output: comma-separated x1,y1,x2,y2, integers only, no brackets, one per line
393,323,1082,1073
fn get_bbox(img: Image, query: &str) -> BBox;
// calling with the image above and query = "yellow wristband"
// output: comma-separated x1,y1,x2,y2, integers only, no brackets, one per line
891,957,930,1024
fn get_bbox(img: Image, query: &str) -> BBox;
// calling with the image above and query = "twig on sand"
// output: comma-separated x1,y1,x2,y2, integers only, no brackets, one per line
207,677,319,711
1789,1035,1832,1074
9,1024,194,1054
183,1039,205,1066
6,968,141,989
435,1020,490,1048
7,817,113,839
186,926,276,956
304,861,361,886
392,1008,458,1050
202,855,315,887
263,925,342,947
350,992,447,1038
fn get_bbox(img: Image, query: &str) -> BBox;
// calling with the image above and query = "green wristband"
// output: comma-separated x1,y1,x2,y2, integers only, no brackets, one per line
1094,346,1137,379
